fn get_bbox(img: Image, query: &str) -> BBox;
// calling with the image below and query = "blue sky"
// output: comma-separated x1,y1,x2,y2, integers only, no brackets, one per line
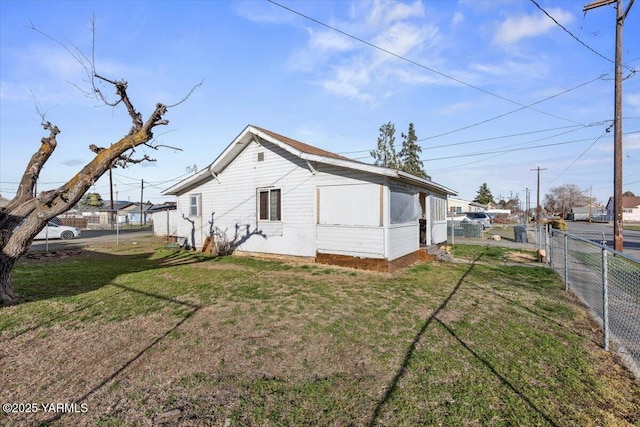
1,0,639,207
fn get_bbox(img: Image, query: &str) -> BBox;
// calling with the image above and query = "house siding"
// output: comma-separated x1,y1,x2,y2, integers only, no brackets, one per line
316,225,385,258
197,140,317,256
167,125,456,267
388,223,419,260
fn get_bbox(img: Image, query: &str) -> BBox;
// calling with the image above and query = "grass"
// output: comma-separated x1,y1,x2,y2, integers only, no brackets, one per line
1,239,638,426
451,244,537,264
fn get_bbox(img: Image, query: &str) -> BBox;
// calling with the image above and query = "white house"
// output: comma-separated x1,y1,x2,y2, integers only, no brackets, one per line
607,196,640,222
447,197,487,216
163,125,457,272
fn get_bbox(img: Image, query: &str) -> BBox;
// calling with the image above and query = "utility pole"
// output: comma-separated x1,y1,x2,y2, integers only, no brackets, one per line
140,179,144,227
109,168,114,229
525,187,530,223
584,0,634,252
531,167,547,224
589,186,593,223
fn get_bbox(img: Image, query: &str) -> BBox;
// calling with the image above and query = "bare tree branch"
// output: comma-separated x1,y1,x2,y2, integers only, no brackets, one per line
165,80,204,108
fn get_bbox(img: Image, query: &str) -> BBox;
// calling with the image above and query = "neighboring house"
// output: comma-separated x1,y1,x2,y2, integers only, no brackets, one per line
98,201,134,225
606,196,640,222
148,202,178,238
568,206,591,221
447,197,486,216
163,125,457,272
121,203,154,225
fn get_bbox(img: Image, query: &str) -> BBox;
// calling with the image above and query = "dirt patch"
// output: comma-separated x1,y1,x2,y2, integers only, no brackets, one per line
24,249,83,260
507,251,537,263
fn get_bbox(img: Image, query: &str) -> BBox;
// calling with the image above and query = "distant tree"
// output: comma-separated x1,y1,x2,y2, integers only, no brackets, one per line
370,122,398,169
78,192,104,209
398,123,429,179
543,184,589,215
474,183,494,205
623,191,635,197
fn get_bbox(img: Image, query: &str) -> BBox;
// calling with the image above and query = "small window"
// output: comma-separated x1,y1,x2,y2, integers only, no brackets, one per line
189,194,201,217
258,189,281,221
257,152,264,162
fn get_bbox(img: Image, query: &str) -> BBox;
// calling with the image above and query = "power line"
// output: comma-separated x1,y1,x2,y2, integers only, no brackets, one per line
530,0,633,70
550,133,606,182
267,0,584,126
338,124,590,155
417,74,605,142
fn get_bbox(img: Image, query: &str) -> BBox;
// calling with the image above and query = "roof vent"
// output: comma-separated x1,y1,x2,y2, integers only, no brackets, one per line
257,152,264,162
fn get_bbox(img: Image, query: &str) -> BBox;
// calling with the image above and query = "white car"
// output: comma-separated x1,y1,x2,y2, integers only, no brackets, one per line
34,221,81,240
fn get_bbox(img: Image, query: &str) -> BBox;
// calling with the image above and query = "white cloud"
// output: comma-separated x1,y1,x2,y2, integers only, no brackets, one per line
373,22,436,58
294,1,442,102
451,11,464,27
318,64,372,101
365,0,424,28
310,30,354,52
627,92,640,114
493,8,574,45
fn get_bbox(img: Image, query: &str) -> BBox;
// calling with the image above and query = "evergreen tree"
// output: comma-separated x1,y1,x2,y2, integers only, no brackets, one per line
77,192,104,209
474,183,494,205
370,122,398,169
398,123,429,179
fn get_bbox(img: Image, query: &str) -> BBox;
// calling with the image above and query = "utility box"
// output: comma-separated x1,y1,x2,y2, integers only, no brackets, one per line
514,225,528,243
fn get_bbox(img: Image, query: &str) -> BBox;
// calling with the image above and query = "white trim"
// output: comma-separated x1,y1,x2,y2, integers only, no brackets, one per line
163,125,458,197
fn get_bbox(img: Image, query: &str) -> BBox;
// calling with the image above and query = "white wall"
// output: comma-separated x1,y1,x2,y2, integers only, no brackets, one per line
173,137,451,259
153,209,179,237
388,223,418,260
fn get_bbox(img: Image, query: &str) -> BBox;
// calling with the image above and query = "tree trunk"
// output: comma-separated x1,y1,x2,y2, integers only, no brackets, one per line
0,253,19,305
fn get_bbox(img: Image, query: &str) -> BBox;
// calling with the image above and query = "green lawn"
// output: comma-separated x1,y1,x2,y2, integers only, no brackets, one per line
1,239,638,426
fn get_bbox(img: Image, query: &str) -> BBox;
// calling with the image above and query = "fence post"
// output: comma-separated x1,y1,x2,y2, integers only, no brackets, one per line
549,229,554,270
563,233,569,292
450,219,454,245
602,247,609,351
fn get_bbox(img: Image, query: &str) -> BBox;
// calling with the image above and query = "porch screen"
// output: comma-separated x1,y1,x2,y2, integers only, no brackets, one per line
390,189,420,224
317,184,380,226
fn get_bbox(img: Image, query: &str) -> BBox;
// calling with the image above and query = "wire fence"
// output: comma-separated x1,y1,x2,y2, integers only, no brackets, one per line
544,227,640,377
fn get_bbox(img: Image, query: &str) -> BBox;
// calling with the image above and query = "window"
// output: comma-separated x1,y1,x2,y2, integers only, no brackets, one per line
257,152,264,162
189,194,201,217
433,198,446,222
258,189,281,221
390,189,420,224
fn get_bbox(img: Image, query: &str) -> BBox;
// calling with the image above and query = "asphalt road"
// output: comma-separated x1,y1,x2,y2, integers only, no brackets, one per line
29,228,155,252
566,221,640,260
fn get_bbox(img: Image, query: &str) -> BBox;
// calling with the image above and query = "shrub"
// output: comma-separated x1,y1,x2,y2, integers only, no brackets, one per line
550,219,567,230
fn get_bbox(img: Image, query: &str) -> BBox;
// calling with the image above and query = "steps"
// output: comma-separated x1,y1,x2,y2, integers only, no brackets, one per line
425,245,454,263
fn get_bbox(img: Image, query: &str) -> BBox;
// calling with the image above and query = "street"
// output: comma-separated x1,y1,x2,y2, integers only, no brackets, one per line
566,222,640,260
29,228,155,252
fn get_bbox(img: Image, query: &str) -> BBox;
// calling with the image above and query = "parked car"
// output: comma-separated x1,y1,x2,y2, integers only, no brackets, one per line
34,221,81,240
462,212,493,229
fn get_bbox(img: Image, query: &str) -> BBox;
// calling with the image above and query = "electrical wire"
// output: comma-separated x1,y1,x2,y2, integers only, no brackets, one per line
550,133,606,182
530,0,634,71
267,0,585,126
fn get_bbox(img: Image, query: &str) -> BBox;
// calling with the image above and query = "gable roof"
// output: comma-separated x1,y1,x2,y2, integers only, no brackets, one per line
253,126,352,162
163,125,457,196
606,196,640,209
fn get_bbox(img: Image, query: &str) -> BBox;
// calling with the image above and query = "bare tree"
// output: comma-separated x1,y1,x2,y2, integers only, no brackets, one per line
543,184,589,217
0,20,196,304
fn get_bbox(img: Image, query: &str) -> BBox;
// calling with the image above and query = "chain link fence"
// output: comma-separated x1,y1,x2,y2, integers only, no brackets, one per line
544,227,640,377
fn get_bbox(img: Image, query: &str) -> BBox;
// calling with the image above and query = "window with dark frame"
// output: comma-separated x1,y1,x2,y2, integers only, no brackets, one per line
258,189,281,221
